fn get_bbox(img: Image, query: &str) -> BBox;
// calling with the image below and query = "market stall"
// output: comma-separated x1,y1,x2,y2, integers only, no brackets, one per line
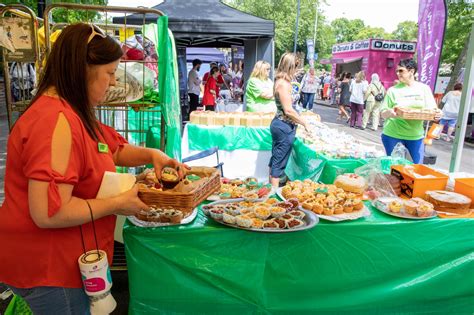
180,112,388,183
123,206,474,314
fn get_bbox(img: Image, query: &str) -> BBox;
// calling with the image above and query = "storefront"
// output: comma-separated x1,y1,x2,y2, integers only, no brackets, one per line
321,39,416,88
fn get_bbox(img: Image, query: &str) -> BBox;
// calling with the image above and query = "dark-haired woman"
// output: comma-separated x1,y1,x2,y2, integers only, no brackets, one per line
202,66,219,110
0,23,187,313
380,58,442,163
337,72,351,121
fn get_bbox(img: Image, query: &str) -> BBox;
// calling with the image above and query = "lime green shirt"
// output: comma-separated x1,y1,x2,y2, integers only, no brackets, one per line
245,77,276,112
381,81,437,140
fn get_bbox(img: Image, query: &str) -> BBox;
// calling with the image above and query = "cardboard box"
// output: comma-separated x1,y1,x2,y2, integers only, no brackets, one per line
454,178,474,207
391,164,448,198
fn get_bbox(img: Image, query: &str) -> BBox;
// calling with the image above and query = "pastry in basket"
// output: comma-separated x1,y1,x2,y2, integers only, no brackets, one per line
270,206,286,218
255,207,271,220
288,210,305,220
251,218,264,229
312,203,324,215
273,218,287,229
243,191,259,201
425,191,471,214
222,212,236,224
263,219,279,229
235,215,253,228
161,167,180,189
334,174,367,194
209,208,224,221
244,177,259,190
334,204,344,214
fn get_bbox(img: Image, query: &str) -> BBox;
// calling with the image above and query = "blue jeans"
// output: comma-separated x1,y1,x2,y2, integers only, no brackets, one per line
381,133,424,164
269,118,297,178
302,92,315,110
8,285,90,315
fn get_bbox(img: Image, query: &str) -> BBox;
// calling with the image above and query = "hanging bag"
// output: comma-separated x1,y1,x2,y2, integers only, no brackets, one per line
373,83,384,102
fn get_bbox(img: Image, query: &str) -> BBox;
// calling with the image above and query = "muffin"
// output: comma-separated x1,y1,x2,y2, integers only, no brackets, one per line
343,200,354,213
353,199,364,211
323,207,334,216
222,212,236,224
334,204,344,215
161,167,179,189
270,206,286,218
389,200,402,213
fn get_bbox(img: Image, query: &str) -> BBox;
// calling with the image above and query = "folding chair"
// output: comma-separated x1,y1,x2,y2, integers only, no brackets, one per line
182,146,224,177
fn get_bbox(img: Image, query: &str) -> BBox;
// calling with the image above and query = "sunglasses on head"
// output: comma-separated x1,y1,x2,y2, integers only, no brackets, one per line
87,24,107,44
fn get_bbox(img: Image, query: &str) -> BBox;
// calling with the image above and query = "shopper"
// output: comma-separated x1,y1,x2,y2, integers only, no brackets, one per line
337,72,351,121
349,71,368,128
0,23,188,314
218,64,233,101
269,52,310,189
439,83,463,141
187,58,202,112
300,67,319,110
362,73,385,131
245,60,276,112
380,58,442,163
202,66,219,110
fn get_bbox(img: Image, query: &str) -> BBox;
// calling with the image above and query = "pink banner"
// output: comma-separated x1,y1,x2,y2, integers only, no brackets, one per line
417,0,447,92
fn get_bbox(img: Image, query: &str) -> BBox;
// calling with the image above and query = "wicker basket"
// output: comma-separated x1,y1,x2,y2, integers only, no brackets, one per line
138,166,221,214
395,107,436,120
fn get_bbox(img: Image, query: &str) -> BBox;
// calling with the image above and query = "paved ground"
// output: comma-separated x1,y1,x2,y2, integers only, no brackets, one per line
311,99,474,173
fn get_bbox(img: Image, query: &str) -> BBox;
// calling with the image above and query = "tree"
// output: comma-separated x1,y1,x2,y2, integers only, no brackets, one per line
442,1,473,66
391,21,418,41
355,26,391,41
224,0,331,66
330,18,365,43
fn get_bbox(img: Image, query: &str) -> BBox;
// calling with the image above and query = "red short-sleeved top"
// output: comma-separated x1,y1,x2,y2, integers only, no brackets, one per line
0,95,127,289
202,76,217,106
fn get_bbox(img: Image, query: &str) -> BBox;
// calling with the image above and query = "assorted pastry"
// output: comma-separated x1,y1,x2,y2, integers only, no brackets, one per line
135,206,186,223
202,198,307,230
216,177,272,200
281,179,364,216
137,168,207,193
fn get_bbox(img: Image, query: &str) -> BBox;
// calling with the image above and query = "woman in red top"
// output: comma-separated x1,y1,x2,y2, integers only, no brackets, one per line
0,23,187,314
201,66,219,110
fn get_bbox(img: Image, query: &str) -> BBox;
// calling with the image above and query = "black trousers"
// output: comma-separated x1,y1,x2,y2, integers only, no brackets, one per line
189,93,199,112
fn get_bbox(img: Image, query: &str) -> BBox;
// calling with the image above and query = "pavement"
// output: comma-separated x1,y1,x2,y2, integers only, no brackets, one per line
311,99,474,173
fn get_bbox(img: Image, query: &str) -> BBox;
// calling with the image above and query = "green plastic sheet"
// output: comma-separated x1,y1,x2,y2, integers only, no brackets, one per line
187,123,273,151
5,295,31,315
144,18,182,159
124,204,474,314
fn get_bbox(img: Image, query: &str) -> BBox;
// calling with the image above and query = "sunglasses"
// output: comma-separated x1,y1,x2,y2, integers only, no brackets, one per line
87,24,107,44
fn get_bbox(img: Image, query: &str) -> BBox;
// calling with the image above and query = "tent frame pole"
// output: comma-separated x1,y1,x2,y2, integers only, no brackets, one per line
449,25,474,172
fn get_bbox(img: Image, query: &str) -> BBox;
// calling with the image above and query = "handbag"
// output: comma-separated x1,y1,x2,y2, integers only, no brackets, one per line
373,83,384,102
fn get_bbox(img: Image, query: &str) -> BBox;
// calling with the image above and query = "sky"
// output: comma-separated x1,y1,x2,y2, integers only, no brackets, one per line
107,0,419,32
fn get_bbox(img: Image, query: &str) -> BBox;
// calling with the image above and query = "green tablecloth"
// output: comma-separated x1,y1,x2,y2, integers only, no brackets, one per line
183,124,407,183
124,205,474,314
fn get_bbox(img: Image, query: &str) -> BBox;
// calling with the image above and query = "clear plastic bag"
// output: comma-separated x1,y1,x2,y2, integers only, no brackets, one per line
392,142,409,160
355,158,397,200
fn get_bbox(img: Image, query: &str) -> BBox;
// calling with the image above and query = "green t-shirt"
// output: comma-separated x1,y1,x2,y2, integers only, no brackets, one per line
245,77,276,112
381,81,437,140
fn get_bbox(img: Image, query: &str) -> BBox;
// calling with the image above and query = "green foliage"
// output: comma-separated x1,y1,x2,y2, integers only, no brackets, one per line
441,0,473,66
391,21,418,41
330,18,365,43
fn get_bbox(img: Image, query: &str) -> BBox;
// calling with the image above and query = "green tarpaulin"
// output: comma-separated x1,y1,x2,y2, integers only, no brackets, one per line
124,204,474,314
184,124,409,183
144,17,182,159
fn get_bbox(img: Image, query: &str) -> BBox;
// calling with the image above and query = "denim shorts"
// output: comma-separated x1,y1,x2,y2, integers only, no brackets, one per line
8,285,90,315
439,118,457,128
269,118,297,178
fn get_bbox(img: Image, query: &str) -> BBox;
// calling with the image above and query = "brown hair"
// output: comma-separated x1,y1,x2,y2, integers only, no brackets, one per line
275,52,298,83
453,83,463,91
29,23,123,140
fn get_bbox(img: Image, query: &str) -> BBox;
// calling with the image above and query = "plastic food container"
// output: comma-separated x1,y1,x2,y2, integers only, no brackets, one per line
454,178,474,207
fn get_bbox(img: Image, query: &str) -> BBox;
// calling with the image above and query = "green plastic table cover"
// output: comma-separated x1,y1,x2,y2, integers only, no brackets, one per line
123,204,474,314
184,124,409,183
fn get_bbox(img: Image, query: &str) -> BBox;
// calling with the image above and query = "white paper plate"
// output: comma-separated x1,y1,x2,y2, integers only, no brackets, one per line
372,197,438,220
277,187,371,222
128,207,198,228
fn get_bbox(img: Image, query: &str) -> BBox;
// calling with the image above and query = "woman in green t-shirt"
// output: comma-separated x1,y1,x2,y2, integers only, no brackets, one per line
380,59,441,163
245,61,276,112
